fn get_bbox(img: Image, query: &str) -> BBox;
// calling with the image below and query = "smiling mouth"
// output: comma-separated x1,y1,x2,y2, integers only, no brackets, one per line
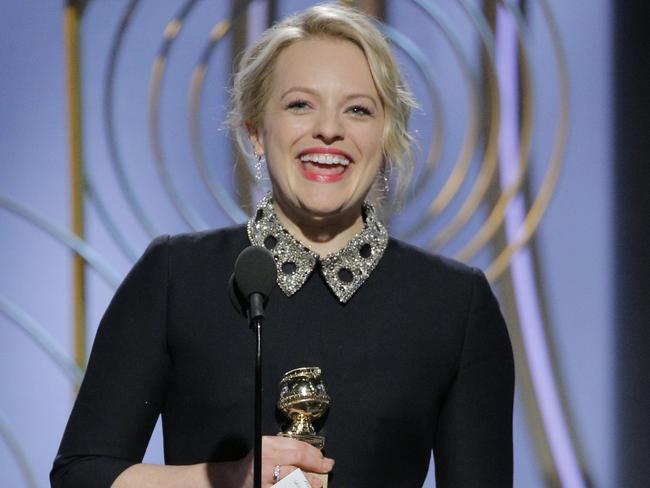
298,153,351,181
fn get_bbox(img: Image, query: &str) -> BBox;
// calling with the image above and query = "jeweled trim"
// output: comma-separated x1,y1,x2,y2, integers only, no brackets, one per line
247,195,388,303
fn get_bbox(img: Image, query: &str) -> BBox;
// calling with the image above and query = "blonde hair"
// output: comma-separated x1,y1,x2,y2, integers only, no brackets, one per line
229,2,417,199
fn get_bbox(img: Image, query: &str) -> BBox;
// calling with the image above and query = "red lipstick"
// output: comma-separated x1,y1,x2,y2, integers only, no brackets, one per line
298,162,346,182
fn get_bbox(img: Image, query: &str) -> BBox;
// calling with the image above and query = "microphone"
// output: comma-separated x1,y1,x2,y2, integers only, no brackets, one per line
231,245,276,488
233,246,277,322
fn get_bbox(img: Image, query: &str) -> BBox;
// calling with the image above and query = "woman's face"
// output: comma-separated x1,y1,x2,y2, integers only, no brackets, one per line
250,37,385,222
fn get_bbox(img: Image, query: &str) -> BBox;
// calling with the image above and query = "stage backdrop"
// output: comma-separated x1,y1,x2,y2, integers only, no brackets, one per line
0,1,614,487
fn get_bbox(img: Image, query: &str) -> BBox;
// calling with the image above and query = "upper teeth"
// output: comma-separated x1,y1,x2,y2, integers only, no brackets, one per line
300,153,350,165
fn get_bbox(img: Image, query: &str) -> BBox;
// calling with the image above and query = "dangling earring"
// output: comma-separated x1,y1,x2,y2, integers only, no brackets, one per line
255,153,265,181
381,167,390,193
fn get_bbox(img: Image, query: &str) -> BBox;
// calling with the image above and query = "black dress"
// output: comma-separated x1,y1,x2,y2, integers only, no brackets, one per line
51,226,514,487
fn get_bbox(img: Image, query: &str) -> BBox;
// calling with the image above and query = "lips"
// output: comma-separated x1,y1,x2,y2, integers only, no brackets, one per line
297,148,352,183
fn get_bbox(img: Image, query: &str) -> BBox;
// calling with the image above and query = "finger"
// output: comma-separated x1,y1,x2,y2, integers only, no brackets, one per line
275,447,334,474
263,436,334,474
269,464,299,486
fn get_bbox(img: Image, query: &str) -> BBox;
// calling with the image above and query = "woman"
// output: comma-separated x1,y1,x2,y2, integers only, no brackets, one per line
51,4,514,487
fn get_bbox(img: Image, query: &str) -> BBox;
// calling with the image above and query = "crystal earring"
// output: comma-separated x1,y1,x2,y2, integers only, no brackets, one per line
381,168,390,193
255,153,265,181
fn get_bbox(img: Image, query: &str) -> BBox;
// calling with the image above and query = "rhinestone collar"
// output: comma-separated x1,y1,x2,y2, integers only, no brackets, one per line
247,195,388,303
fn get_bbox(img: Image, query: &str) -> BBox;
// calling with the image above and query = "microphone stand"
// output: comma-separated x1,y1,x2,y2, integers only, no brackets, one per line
250,294,265,488
233,245,276,488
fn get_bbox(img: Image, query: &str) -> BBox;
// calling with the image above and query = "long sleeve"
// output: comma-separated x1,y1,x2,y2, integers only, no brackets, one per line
51,236,172,488
433,268,515,487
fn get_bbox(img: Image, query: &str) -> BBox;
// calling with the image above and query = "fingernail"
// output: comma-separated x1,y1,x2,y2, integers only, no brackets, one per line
323,458,335,469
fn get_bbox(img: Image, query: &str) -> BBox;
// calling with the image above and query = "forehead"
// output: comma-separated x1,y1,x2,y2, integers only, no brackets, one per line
271,37,379,96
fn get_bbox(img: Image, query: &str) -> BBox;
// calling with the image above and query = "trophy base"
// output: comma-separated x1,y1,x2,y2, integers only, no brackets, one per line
309,472,328,487
277,432,325,450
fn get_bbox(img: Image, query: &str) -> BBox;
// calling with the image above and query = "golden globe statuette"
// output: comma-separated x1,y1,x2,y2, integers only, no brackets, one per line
277,367,331,487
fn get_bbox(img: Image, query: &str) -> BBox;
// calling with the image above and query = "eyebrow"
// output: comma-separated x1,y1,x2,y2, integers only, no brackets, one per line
280,87,380,108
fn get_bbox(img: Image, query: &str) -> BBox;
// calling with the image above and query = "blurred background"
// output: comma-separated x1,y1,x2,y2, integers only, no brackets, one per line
1,1,648,487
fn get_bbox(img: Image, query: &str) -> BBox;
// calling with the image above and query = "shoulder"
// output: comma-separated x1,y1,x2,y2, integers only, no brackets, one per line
166,224,248,250
141,225,249,276
144,225,248,256
167,224,246,249
382,237,511,365
384,236,481,293
379,236,502,323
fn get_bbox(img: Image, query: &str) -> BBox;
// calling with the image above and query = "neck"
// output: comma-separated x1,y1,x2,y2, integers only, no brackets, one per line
272,199,364,257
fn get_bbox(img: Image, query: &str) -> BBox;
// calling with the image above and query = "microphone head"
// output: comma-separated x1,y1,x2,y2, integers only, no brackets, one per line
234,245,277,300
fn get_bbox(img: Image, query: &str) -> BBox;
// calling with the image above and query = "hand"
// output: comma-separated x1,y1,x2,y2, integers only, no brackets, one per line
221,435,334,488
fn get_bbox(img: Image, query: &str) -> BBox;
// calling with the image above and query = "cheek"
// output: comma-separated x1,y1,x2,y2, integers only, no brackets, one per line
357,124,384,161
263,127,302,179
264,116,309,153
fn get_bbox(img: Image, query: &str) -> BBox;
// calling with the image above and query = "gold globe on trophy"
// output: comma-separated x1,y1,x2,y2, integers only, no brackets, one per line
277,367,331,487
277,366,331,448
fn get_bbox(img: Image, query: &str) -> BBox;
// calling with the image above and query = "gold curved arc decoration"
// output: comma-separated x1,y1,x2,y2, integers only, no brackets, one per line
485,0,568,282
103,0,161,239
377,23,445,210
64,0,87,371
148,0,210,230
412,2,480,220
453,7,534,263
427,6,503,251
188,19,237,207
188,14,252,223
401,0,482,239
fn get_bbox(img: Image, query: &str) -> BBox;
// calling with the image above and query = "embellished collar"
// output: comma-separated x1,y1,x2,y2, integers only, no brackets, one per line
247,195,388,303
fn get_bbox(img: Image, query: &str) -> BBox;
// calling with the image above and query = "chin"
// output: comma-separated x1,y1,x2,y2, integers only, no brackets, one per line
272,179,365,221
292,189,358,217
298,197,348,217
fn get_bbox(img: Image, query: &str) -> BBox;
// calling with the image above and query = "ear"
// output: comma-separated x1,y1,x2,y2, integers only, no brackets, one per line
245,122,265,156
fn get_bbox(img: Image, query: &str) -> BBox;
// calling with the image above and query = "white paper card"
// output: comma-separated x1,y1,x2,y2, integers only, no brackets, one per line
271,468,313,488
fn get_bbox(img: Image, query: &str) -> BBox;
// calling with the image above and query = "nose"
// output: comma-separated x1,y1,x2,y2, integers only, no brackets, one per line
312,108,344,144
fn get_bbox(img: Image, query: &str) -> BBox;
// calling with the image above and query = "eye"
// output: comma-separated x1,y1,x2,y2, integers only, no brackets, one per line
285,99,311,112
347,105,373,117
